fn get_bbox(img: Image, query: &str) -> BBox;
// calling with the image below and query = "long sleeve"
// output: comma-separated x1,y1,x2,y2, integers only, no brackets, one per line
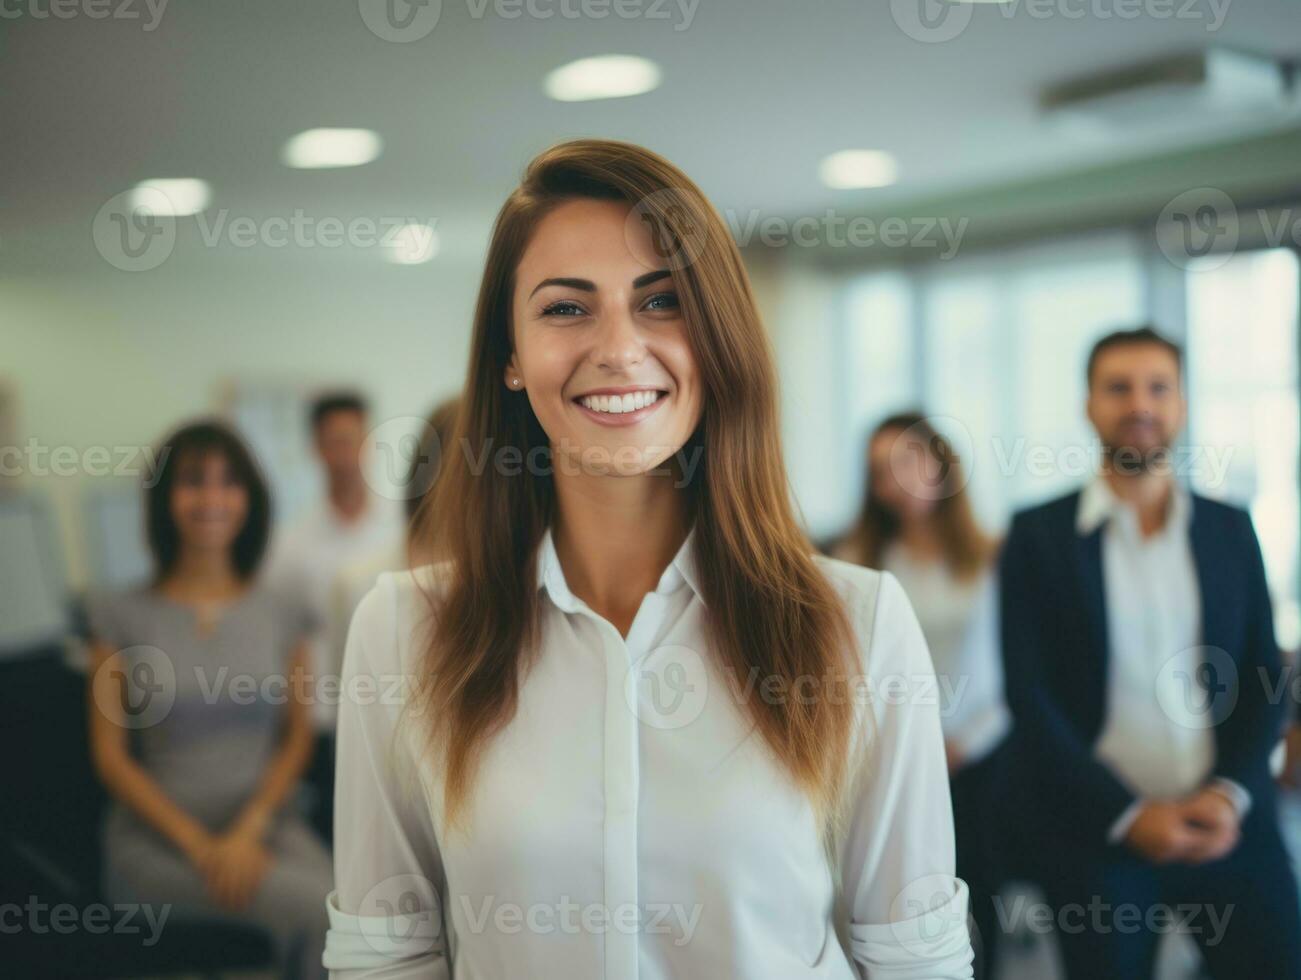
942,573,1010,763
1211,509,1287,802
839,571,974,979
323,573,451,979
999,515,1135,841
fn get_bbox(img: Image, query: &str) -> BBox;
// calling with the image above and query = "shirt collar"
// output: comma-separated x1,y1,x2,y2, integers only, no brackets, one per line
536,526,704,614
1075,475,1191,536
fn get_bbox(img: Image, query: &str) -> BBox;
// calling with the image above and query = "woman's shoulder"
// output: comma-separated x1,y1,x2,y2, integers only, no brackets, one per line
85,584,158,645
812,554,932,680
343,560,453,676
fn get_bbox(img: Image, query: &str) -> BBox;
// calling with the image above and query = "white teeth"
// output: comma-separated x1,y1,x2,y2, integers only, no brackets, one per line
580,390,662,414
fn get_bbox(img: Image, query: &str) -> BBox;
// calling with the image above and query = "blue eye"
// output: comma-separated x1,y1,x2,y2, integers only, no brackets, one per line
644,292,680,311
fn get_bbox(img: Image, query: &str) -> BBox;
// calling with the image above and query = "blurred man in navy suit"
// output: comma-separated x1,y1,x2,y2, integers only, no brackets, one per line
999,327,1299,979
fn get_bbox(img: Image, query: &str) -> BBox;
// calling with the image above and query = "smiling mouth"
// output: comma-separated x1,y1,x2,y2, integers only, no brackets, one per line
573,388,667,415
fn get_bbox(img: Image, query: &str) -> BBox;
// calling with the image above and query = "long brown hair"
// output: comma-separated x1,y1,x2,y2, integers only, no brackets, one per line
840,412,993,578
416,139,859,832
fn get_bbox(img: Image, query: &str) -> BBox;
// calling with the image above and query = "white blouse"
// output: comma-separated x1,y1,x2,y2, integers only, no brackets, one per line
878,546,1010,766
323,529,973,979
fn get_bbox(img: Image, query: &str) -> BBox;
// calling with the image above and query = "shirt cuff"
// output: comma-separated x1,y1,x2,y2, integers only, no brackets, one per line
1209,778,1252,820
322,889,446,973
849,878,974,978
1106,799,1145,844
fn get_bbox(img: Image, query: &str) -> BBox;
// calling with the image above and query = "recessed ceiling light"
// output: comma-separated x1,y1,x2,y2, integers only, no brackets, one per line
544,55,661,102
384,223,440,265
818,150,898,190
129,178,212,216
282,128,383,169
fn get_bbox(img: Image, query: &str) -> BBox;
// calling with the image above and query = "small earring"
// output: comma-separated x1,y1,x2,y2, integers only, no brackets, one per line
511,377,521,387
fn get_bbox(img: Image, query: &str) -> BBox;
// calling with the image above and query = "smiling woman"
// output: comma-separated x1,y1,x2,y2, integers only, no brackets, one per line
323,139,974,979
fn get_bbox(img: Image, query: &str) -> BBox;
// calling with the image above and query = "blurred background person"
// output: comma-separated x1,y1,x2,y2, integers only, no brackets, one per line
325,396,461,696
86,420,330,979
266,392,404,845
833,411,1010,977
999,327,1299,980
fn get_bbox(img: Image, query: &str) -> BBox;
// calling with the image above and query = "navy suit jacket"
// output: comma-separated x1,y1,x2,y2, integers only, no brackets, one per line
999,488,1287,847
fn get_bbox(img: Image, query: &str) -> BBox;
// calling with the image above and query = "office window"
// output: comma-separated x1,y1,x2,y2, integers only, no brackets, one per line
1006,254,1145,509
1187,247,1301,649
838,273,918,528
844,272,916,440
924,276,1005,531
917,235,1145,527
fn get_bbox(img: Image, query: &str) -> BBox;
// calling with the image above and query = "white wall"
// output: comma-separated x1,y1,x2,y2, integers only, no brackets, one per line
2,255,482,586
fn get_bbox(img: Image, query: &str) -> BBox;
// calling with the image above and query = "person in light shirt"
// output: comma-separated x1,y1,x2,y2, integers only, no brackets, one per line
267,392,405,843
322,139,974,979
999,326,1299,979
833,412,1010,978
325,397,460,685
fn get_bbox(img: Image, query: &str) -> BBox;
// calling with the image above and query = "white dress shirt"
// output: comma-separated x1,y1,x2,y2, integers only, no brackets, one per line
324,529,973,979
266,496,405,730
878,546,1010,766
1077,478,1249,841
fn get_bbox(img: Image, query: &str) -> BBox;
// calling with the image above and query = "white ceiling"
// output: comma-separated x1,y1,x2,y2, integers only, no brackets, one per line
3,0,1300,269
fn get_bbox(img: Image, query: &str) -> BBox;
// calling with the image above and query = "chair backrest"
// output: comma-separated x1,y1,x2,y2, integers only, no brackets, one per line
0,650,107,902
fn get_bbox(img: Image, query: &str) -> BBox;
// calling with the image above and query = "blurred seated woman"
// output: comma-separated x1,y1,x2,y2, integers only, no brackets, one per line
833,412,1010,977
87,420,330,979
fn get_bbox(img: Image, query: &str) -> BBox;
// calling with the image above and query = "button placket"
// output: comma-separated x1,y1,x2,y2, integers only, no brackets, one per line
572,611,641,980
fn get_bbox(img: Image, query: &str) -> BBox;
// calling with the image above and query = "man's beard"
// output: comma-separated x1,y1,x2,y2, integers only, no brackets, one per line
1101,438,1173,477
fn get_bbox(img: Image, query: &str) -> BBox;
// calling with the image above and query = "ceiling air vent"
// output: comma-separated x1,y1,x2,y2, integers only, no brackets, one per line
1041,48,1291,131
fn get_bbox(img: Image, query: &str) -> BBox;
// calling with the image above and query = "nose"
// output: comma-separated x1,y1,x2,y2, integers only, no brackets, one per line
590,308,646,373
1126,388,1154,416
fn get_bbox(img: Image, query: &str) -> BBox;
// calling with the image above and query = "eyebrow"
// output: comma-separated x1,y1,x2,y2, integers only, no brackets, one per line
528,269,671,299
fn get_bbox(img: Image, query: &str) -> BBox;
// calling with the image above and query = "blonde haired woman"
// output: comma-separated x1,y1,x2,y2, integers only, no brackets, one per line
324,140,973,979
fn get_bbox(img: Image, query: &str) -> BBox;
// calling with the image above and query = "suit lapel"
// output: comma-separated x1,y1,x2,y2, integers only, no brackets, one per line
1188,494,1221,653
1077,520,1109,669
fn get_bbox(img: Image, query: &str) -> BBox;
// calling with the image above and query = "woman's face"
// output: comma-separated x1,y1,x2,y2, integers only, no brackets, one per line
170,450,249,555
507,197,703,477
869,427,939,521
